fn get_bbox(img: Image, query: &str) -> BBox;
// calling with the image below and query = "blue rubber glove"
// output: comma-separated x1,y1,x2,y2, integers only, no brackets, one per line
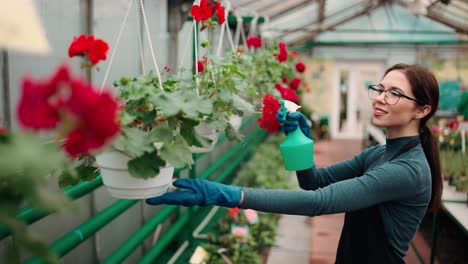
145,178,242,208
275,109,312,139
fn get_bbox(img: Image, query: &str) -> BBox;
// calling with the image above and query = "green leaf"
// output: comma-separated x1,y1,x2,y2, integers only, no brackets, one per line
150,90,212,119
127,151,165,179
159,135,193,168
113,127,156,157
120,111,135,126
76,164,100,182
180,120,210,148
232,94,255,113
148,126,174,144
58,170,80,189
141,111,156,126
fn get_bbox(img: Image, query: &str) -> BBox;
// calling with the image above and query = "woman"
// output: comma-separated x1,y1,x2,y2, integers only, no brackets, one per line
146,63,442,263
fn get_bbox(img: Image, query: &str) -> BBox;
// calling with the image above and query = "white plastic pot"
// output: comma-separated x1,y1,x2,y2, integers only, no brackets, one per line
190,122,220,153
228,115,243,132
95,151,174,199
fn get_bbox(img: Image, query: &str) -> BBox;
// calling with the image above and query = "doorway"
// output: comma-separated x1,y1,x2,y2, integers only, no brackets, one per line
331,61,385,139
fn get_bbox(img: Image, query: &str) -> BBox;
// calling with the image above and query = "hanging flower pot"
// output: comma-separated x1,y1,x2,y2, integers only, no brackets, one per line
229,115,243,132
190,121,220,153
95,151,174,199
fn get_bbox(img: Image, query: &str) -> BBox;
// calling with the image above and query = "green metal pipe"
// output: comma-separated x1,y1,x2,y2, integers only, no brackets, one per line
138,210,191,264
25,199,138,264
102,206,178,264
102,128,264,263
0,176,104,240
137,130,267,263
5,116,261,262
0,114,259,241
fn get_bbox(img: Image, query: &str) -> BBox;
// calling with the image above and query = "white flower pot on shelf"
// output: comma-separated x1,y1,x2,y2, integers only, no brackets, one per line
95,151,174,199
190,122,220,153
229,115,243,132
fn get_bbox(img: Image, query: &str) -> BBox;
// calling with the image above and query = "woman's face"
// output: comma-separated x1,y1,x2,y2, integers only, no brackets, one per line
371,70,422,138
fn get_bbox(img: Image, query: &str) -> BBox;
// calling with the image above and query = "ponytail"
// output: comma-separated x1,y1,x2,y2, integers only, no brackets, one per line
385,64,442,213
419,125,442,212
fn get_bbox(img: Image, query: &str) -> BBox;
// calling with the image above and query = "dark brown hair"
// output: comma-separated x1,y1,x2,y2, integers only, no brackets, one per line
384,63,442,212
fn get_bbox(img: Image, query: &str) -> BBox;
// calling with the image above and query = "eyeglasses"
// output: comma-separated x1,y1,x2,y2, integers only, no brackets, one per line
368,85,418,105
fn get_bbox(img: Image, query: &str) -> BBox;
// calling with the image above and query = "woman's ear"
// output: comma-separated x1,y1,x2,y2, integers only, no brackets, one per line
414,105,432,120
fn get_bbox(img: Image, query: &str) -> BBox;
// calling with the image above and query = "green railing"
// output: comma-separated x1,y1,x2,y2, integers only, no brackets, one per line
1,114,267,263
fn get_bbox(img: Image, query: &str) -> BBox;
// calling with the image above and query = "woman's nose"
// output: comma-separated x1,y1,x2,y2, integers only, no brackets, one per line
375,91,387,103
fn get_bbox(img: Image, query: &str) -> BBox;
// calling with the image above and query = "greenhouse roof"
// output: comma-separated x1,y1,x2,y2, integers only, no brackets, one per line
230,0,468,47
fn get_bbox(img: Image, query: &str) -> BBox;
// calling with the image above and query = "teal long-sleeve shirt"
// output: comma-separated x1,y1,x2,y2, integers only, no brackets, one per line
239,135,432,259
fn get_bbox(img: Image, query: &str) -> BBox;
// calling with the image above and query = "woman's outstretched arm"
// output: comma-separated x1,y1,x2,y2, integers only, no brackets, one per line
241,158,427,216
295,145,381,190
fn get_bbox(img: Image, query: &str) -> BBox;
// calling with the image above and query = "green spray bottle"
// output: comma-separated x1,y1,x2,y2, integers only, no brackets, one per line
278,100,315,171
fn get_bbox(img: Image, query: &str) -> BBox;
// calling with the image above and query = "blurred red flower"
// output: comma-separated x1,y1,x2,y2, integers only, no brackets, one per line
448,120,459,131
228,207,240,218
246,36,262,48
275,83,298,102
18,65,70,129
431,125,443,134
191,0,214,21
281,76,288,83
295,61,306,73
289,77,301,91
277,42,288,63
257,94,281,133
215,2,225,24
62,80,120,157
195,60,205,73
17,64,120,157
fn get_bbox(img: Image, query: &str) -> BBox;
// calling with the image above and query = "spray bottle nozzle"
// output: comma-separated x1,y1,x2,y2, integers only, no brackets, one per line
280,99,301,113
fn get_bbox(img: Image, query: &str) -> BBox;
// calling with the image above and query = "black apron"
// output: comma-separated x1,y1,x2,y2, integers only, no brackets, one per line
335,139,420,264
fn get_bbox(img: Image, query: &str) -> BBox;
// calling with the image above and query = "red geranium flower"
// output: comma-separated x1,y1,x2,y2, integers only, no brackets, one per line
0,127,6,135
191,0,214,21
195,60,205,73
68,34,90,57
295,61,306,73
289,77,301,91
257,94,281,133
62,79,120,157
17,65,71,129
275,83,298,102
228,207,240,218
448,120,459,131
246,36,262,48
277,42,288,63
290,50,298,58
68,34,109,65
87,37,109,64
215,2,225,24
17,64,120,157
